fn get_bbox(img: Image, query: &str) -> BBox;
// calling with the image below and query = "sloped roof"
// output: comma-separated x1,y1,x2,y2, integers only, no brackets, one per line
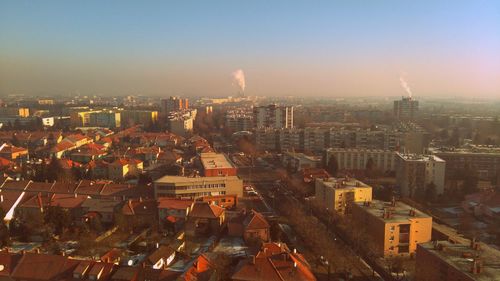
157,198,193,210
244,211,270,230
188,202,224,219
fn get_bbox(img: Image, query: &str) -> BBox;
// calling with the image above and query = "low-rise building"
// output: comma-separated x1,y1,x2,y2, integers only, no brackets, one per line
351,199,432,257
200,152,237,177
154,175,243,199
315,177,372,214
415,239,500,281
185,201,225,236
281,151,321,172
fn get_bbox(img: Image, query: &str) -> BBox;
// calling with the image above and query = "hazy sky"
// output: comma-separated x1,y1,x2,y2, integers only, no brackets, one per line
1,1,499,98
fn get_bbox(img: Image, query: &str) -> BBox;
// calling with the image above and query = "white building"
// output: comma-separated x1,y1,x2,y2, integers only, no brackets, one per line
395,153,446,197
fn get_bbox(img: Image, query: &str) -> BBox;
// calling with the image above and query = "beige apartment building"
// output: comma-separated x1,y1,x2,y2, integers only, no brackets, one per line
351,199,432,257
315,177,372,214
154,175,243,199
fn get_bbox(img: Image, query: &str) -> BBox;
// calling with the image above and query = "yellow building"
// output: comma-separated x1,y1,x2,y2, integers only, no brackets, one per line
70,111,95,126
351,199,432,257
315,177,372,214
154,175,243,199
0,107,30,117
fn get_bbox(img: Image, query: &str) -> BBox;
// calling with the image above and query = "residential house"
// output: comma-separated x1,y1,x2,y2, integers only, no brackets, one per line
228,210,270,243
0,144,28,161
185,202,225,237
144,245,176,269
231,242,317,281
157,198,193,233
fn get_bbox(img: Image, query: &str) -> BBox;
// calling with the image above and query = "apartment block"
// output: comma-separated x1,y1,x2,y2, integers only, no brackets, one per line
224,110,253,131
120,109,158,127
315,177,372,214
394,96,419,121
161,96,189,113
326,148,396,172
430,145,500,180
154,175,243,199
396,153,446,197
416,239,500,281
89,110,121,128
254,104,294,129
351,199,432,257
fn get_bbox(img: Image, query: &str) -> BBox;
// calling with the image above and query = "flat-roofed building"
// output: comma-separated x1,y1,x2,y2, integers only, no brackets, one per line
416,239,500,281
154,175,243,199
326,148,396,173
315,177,372,214
281,151,322,172
351,199,432,257
430,145,500,180
396,152,446,197
200,152,237,177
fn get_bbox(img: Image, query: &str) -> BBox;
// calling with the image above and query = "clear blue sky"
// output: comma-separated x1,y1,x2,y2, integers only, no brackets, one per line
1,1,499,97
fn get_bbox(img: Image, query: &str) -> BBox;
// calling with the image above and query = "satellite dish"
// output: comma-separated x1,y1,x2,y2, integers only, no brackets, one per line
127,260,133,266
0,264,4,271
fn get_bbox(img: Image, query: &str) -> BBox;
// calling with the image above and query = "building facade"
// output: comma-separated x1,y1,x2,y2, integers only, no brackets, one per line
253,104,294,129
395,153,446,197
351,200,432,257
154,175,243,199
394,96,419,121
315,177,372,214
326,148,396,172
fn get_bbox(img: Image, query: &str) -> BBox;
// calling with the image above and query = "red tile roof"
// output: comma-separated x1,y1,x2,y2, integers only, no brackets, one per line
157,198,193,210
188,202,224,219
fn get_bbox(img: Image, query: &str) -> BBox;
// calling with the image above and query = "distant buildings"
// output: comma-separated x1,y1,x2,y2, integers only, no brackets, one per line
430,145,500,180
167,109,197,137
416,239,500,281
89,110,121,128
315,177,372,214
394,96,418,121
325,148,396,173
395,152,446,197
153,175,243,199
120,109,158,127
255,124,429,153
254,104,294,129
351,199,432,257
224,110,253,132
161,96,189,113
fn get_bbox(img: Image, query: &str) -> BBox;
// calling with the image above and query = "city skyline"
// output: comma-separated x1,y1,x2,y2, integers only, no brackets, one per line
1,1,499,98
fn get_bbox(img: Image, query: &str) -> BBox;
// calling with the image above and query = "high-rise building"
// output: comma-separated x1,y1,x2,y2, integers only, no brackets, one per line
394,96,419,121
161,96,189,113
253,104,293,129
325,148,396,173
395,153,446,197
89,110,121,128
120,110,158,127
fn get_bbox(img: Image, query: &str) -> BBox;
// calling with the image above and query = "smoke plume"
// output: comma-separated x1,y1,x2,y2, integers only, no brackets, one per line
232,69,246,93
399,74,412,98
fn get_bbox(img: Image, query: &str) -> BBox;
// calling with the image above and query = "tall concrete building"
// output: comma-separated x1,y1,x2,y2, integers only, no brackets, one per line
395,153,446,197
394,96,419,121
161,96,189,113
253,104,293,129
352,199,432,257
89,110,121,128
